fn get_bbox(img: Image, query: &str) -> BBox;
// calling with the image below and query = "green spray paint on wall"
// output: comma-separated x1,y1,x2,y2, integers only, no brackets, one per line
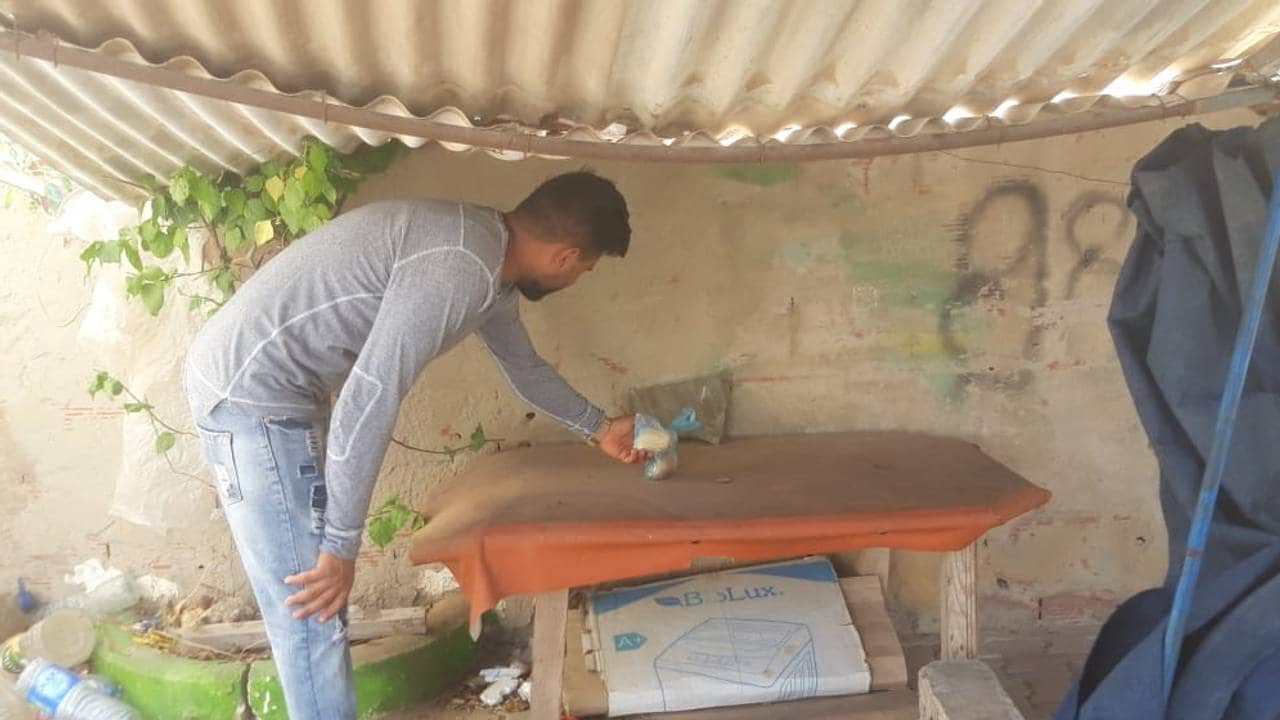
926,371,969,405
836,223,957,309
844,260,956,310
830,224,1007,401
716,163,798,186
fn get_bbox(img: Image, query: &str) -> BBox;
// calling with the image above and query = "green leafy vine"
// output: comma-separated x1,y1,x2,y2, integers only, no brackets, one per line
370,424,503,547
82,138,404,464
366,496,427,549
87,370,194,456
390,423,501,459
79,138,403,316
67,137,507,548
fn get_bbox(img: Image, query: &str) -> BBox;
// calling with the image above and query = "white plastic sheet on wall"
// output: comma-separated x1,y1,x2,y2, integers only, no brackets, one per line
54,193,218,528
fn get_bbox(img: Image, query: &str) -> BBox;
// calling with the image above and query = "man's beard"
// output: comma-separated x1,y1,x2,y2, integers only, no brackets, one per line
516,280,559,301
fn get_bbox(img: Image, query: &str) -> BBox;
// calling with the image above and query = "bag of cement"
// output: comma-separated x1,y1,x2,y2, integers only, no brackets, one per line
633,409,700,481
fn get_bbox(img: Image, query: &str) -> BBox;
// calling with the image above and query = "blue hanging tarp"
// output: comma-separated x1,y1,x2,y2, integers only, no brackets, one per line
1058,117,1280,720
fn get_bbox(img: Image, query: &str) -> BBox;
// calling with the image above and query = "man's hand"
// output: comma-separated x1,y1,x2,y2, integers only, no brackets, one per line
597,415,647,464
285,551,355,622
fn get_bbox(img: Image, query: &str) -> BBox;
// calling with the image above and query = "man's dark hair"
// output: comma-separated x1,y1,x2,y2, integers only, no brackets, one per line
514,171,630,258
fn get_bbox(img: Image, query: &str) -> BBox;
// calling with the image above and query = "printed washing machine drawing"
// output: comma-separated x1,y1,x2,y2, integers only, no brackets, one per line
653,617,818,711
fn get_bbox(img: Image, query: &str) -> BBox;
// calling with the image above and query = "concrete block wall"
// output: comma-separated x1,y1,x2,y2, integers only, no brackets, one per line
2,108,1264,628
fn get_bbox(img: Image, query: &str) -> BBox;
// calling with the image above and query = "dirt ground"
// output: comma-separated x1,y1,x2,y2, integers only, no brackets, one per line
381,702,525,720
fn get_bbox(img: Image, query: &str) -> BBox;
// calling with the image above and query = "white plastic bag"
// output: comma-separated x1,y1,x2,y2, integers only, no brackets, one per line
632,409,700,481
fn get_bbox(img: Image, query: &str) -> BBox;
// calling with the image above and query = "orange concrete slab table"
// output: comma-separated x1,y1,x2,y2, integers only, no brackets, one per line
409,431,1050,719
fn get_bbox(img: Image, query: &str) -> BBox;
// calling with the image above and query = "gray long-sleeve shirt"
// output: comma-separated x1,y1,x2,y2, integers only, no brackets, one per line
184,199,606,558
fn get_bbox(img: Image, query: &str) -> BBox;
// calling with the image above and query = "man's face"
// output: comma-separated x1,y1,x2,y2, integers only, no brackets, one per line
517,245,597,301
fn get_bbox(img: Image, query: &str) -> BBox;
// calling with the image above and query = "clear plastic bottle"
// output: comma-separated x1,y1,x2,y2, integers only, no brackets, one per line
34,575,138,621
18,611,96,669
47,683,137,720
78,678,120,700
16,659,138,720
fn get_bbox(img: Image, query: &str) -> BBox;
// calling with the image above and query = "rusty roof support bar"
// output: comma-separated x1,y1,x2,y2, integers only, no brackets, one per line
2,27,1277,164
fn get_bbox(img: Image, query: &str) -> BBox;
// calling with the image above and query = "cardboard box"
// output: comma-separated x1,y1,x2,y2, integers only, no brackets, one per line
587,557,871,716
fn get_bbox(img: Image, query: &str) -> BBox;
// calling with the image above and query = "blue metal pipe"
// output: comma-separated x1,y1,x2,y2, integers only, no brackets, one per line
1161,165,1280,703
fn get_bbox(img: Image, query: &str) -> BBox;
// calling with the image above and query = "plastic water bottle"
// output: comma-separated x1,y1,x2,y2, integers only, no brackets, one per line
79,677,121,700
0,677,35,720
34,575,138,622
15,611,96,669
46,682,137,720
16,659,138,720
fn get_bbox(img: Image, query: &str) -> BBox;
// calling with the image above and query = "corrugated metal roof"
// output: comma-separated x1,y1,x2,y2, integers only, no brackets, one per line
1,0,1279,199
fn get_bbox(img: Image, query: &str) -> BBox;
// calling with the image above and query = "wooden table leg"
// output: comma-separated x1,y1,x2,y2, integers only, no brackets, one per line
853,547,892,593
941,541,978,660
531,589,571,720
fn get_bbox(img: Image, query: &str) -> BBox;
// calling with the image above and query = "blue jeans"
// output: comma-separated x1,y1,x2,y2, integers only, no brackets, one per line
193,400,356,720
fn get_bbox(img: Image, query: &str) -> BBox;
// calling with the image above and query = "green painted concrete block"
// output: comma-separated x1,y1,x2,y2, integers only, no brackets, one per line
248,623,475,719
93,625,245,720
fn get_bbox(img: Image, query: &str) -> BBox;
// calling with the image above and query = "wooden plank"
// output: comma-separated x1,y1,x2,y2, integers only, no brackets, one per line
840,576,908,689
852,548,892,593
919,660,1024,720
172,606,427,652
562,606,609,718
632,687,917,720
940,543,978,660
424,591,469,634
531,589,570,720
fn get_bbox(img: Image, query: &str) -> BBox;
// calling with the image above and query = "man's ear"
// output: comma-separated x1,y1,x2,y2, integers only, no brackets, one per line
552,244,581,269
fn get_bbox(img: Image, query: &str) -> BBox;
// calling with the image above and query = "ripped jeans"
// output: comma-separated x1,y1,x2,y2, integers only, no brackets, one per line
193,400,356,720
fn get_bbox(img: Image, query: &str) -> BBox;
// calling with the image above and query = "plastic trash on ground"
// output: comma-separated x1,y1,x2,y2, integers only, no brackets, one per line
478,677,520,707
79,677,122,700
15,582,37,616
132,576,180,607
478,663,528,683
632,408,700,481
475,659,530,707
0,638,20,675
16,658,139,719
2,611,96,673
35,563,139,621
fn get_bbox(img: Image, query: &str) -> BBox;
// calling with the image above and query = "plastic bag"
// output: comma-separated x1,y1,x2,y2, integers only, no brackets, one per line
632,408,700,481
625,372,731,444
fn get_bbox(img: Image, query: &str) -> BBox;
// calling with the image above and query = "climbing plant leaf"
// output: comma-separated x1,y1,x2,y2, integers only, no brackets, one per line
139,281,164,316
264,175,285,202
155,432,177,454
77,138,404,319
253,220,275,246
75,139,430,526
366,496,426,548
